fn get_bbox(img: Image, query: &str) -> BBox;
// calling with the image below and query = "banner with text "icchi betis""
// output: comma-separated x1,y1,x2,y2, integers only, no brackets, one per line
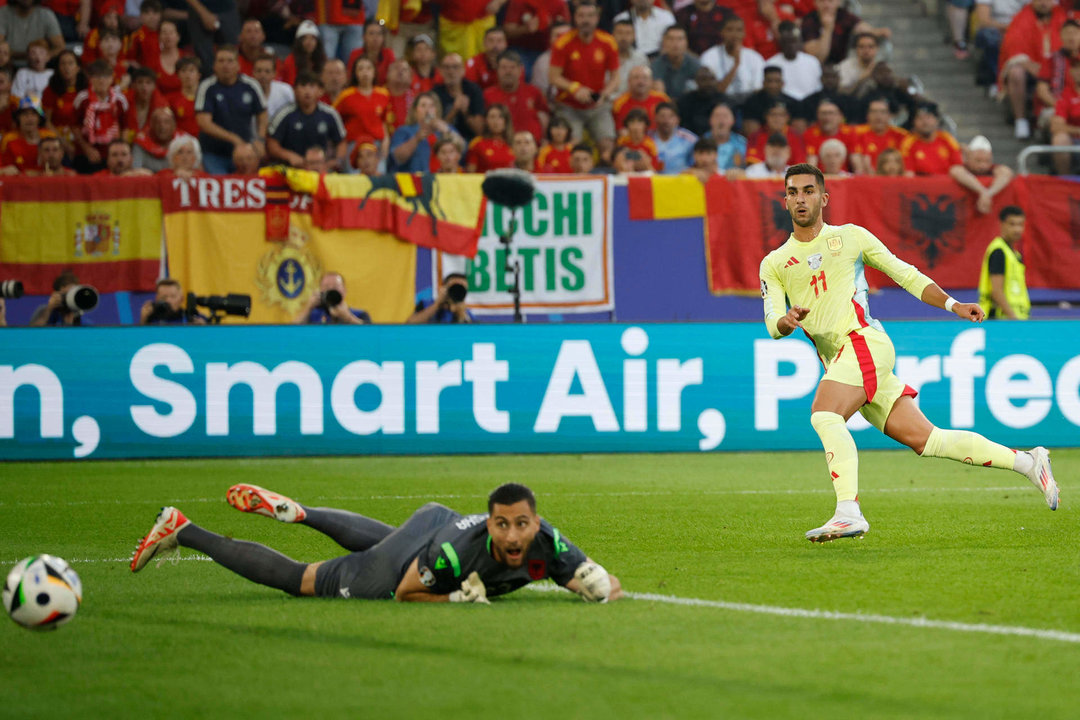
435,176,614,314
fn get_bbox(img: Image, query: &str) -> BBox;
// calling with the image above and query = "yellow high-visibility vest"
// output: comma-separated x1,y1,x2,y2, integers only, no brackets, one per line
978,236,1030,319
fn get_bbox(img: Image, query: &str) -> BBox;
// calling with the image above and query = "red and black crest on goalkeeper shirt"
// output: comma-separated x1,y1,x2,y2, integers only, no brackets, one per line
528,559,546,580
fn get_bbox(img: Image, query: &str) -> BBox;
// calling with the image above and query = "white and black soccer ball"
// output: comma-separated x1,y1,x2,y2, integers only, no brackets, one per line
3,555,82,630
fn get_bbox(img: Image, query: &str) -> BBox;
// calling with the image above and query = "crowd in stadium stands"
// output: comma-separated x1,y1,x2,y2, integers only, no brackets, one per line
1,0,1080,184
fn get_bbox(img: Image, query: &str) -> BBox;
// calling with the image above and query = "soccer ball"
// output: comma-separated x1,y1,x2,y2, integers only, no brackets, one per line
3,555,82,630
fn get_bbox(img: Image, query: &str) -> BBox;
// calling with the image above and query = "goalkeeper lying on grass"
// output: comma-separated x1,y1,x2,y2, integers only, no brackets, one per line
131,482,621,604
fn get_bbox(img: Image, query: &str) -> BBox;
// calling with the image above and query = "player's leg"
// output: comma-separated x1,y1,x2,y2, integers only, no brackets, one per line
806,379,872,541
883,396,1059,510
130,507,313,595
228,484,395,550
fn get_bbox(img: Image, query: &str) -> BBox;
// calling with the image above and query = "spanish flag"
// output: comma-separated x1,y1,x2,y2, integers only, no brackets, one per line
0,176,162,294
281,169,487,257
626,175,706,221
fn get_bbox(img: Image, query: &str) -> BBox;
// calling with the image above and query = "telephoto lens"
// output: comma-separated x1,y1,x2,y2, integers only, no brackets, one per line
62,285,98,312
446,283,467,303
0,280,24,299
321,289,343,308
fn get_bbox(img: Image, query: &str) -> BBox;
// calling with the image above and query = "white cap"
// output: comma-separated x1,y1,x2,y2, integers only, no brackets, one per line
295,19,319,39
968,135,992,153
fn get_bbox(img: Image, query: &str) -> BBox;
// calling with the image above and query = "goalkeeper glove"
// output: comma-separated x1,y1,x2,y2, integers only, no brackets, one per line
448,571,490,604
573,561,611,603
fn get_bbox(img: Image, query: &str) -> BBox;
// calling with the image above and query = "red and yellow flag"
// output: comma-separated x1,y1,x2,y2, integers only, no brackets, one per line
0,176,162,294
626,175,705,221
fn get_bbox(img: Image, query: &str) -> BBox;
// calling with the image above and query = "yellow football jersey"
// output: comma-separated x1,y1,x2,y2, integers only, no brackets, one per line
760,223,933,364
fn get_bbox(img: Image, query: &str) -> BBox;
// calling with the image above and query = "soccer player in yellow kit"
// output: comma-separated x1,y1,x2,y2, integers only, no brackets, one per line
760,165,1059,542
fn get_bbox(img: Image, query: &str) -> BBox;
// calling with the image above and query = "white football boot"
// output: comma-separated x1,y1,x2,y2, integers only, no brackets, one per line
805,513,870,543
1024,447,1060,511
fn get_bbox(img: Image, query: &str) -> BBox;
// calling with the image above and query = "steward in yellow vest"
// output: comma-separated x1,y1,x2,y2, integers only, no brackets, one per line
978,205,1030,319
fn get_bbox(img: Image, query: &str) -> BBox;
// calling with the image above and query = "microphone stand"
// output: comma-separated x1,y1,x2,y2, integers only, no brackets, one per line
499,208,523,323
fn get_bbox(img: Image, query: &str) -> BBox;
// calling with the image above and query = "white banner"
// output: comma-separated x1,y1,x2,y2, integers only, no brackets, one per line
436,175,614,315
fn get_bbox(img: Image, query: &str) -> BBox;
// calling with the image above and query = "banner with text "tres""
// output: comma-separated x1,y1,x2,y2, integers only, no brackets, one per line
436,176,614,314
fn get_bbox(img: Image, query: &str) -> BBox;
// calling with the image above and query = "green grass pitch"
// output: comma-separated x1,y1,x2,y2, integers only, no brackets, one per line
1,450,1077,719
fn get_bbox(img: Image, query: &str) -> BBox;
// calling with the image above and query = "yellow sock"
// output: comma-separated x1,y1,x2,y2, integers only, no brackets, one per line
921,427,1018,470
810,411,859,503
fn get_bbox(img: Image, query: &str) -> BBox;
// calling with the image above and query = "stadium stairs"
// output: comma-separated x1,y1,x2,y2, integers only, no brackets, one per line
858,0,1026,168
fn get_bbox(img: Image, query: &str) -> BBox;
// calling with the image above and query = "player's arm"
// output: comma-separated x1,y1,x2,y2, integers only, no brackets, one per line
564,557,623,602
395,557,490,604
760,258,808,338
919,282,984,323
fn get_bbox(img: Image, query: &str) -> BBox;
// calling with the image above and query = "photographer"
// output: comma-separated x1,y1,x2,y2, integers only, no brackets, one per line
294,272,371,325
29,270,89,327
407,273,473,324
140,278,206,325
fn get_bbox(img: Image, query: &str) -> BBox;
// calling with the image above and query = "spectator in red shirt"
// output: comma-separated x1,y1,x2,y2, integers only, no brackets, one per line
999,0,1066,140
899,103,963,176
335,55,391,150
851,96,909,175
1050,58,1080,175
0,99,56,174
42,47,84,154
612,64,671,131
125,66,168,140
512,128,538,171
549,0,620,162
94,137,152,175
127,0,162,70
406,33,442,94
152,20,187,95
465,26,508,91
438,0,500,61
346,19,396,86
801,0,889,66
484,49,549,142
132,105,179,171
674,0,734,57
29,135,75,175
280,20,327,86
615,107,661,170
803,98,855,167
537,114,572,172
98,28,132,90
465,102,515,172
74,59,129,172
950,134,1016,214
745,100,807,165
1035,20,1080,126
81,4,124,65
384,58,415,132
503,0,571,76
167,56,200,136
236,18,268,77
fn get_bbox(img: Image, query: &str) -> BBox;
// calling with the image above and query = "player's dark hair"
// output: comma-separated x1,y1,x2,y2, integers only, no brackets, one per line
999,205,1024,222
488,483,536,513
785,163,826,191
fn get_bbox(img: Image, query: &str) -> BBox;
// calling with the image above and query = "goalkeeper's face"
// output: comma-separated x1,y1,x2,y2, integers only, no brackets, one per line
487,500,541,568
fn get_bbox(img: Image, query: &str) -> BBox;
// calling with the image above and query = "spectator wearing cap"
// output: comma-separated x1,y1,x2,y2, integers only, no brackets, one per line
434,52,485,142
674,0,734,58
836,32,880,96
251,54,294,125
611,18,648,96
703,100,746,171
801,0,889,67
236,18,269,78
12,39,53,100
465,103,515,172
899,103,963,176
650,101,696,175
185,0,241,75
389,91,463,173
195,45,267,175
465,26,510,91
0,97,56,174
125,67,169,140
346,18,396,86
30,136,74,175
132,105,179,171
741,65,803,137
699,15,766,106
950,134,1015,215
313,0,366,64
353,140,381,175
613,65,670,131
650,25,699,99
160,133,205,177
94,138,153,176
433,136,464,173
484,49,549,143
682,136,719,183
503,0,571,77
743,132,791,178
999,0,1066,140
1049,57,1080,175
280,20,327,86
803,98,855,168
549,1,620,163
766,21,822,103
0,0,64,61
438,0,503,61
127,0,163,71
336,55,391,162
851,95,909,175
74,59,130,173
268,71,347,170
745,101,806,165
167,56,202,137
406,34,442,94
613,0,675,57
1035,21,1080,130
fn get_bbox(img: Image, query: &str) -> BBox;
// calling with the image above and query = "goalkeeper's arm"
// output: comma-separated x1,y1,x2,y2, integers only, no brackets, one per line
565,558,623,602
394,558,490,603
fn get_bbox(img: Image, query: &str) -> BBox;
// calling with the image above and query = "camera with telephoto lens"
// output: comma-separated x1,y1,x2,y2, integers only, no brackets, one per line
186,292,251,322
1,280,24,299
320,289,343,310
446,283,467,304
61,285,98,313
147,300,182,323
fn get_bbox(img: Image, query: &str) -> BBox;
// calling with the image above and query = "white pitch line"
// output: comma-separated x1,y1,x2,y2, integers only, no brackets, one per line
0,486,1039,508
524,584,1080,645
